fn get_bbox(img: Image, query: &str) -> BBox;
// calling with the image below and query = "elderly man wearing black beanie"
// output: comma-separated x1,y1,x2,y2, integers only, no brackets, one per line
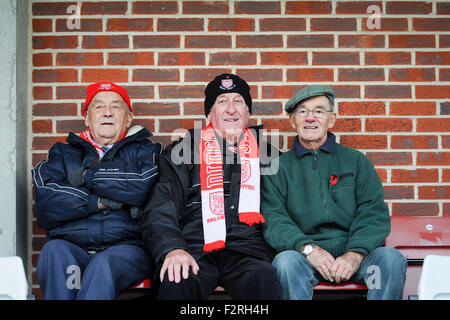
140,73,282,300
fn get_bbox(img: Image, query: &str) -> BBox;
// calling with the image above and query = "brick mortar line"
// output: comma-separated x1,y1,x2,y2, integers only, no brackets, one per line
29,49,450,54
30,14,450,18
30,65,450,68
30,31,450,35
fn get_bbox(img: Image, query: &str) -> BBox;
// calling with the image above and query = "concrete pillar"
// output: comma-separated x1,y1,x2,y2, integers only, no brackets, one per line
0,0,29,272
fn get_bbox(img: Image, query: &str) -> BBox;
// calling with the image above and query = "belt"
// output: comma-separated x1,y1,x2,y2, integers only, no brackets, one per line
83,246,108,255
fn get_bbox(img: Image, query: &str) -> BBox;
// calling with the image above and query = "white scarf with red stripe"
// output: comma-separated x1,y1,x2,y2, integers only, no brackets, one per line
199,124,265,252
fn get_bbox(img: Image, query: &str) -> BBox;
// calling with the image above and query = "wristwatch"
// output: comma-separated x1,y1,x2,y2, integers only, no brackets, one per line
301,243,315,257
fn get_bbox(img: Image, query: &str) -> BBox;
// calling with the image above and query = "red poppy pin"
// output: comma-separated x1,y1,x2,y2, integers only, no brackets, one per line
329,174,338,201
329,174,338,188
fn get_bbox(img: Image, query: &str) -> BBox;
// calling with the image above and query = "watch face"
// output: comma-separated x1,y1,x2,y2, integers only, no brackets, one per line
303,245,313,256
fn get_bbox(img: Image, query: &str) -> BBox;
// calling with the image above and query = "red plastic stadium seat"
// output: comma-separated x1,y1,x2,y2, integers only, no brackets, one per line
118,278,154,299
313,281,367,300
386,216,450,260
385,216,450,300
129,278,151,289
314,281,367,290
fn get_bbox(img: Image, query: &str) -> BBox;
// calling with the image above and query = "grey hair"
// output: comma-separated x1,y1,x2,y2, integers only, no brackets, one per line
328,98,334,112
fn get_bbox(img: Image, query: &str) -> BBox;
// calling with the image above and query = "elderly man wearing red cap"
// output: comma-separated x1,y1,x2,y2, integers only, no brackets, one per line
32,82,162,300
140,74,282,300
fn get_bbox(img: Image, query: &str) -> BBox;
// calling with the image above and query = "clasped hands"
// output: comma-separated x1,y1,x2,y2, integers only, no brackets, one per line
306,245,364,284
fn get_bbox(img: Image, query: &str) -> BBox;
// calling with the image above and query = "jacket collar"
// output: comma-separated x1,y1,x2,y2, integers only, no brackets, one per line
67,125,152,156
294,131,336,158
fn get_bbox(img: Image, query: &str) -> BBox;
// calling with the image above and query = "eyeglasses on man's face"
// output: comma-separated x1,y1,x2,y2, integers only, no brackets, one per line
294,107,332,119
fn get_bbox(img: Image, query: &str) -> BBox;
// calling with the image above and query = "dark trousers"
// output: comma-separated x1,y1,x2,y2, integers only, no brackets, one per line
158,249,282,300
37,239,154,300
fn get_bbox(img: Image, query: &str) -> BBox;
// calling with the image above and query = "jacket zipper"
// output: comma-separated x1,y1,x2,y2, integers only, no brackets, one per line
313,151,329,221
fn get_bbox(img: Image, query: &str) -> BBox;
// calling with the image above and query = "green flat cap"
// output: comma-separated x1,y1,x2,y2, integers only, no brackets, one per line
285,85,335,113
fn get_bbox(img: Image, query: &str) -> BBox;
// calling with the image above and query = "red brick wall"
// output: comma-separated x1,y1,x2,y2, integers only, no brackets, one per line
31,0,450,298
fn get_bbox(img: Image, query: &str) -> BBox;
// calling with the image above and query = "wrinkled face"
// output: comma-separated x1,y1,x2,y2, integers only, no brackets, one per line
207,92,250,144
84,91,132,146
289,95,336,149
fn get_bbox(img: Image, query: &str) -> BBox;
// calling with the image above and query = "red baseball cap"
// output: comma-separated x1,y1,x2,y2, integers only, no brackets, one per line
83,82,132,116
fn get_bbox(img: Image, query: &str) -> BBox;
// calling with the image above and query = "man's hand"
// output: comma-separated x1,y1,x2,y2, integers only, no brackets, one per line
98,200,107,210
98,197,124,210
160,249,200,283
306,245,336,282
330,251,364,284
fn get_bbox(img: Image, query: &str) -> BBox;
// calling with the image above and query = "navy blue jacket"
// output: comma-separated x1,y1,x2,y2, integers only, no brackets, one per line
32,126,162,248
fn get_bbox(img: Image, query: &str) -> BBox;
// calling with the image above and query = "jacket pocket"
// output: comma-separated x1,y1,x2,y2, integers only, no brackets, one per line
329,172,356,219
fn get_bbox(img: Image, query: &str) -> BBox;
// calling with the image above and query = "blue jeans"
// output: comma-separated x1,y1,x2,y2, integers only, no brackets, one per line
37,239,154,300
272,247,407,300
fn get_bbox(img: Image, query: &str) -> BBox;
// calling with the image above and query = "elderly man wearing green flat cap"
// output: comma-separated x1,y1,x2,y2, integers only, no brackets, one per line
261,85,407,300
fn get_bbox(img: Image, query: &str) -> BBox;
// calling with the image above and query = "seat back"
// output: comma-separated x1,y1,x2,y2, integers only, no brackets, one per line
0,256,28,300
385,216,450,299
417,255,450,300
386,216,450,260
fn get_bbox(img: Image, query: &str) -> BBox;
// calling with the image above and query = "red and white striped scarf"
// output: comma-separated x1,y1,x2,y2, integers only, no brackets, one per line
79,129,126,158
199,123,264,252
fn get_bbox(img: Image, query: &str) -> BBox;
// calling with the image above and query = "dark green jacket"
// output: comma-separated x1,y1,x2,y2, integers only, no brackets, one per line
261,132,390,258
